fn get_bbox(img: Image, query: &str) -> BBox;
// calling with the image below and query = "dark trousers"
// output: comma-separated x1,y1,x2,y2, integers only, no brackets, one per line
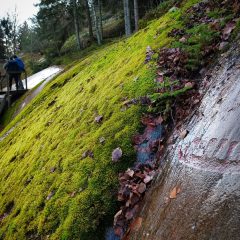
9,74,20,90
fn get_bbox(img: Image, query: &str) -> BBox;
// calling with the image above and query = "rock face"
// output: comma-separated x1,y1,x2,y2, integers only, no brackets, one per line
129,41,240,239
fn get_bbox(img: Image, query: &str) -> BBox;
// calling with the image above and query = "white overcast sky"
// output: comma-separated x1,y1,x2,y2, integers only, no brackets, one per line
0,0,40,25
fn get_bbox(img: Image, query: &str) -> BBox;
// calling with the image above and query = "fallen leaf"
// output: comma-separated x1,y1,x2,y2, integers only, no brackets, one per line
137,182,146,194
170,185,181,199
169,187,177,199
143,175,153,184
222,21,236,40
114,226,124,237
179,36,187,43
155,75,164,83
219,41,229,51
130,217,143,232
46,191,55,200
114,210,123,225
81,150,94,159
99,137,105,144
177,186,181,194
95,115,103,123
125,168,134,178
112,147,123,162
70,191,76,198
125,210,134,220
184,82,194,88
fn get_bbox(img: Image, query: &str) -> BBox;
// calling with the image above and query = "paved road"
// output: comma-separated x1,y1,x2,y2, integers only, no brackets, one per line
3,66,62,91
129,42,240,240
14,66,63,115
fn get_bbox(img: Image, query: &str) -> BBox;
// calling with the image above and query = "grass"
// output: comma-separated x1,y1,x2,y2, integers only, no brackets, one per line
0,0,203,239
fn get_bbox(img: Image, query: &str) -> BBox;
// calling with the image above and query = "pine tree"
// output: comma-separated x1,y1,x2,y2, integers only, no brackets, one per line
0,26,5,58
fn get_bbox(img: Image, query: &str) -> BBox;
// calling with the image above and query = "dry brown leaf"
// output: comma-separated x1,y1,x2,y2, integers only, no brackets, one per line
137,182,146,194
169,187,177,199
125,168,134,178
143,175,153,184
114,210,123,225
130,217,143,232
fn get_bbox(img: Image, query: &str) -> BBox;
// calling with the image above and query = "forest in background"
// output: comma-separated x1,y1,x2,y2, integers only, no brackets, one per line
0,0,166,71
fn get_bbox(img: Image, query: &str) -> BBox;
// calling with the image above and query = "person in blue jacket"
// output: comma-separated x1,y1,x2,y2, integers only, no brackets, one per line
13,55,25,89
4,57,21,90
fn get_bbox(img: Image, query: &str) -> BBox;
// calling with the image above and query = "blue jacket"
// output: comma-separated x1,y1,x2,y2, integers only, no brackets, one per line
15,57,25,71
4,60,20,73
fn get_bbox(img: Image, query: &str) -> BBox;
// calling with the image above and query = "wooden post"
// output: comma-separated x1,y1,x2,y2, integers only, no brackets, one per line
0,76,2,91
25,71,28,90
6,74,11,108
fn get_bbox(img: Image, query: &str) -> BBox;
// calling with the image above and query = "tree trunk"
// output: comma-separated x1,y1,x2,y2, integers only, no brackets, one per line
72,0,81,50
92,0,101,45
123,0,131,36
98,0,103,41
85,0,94,41
133,0,139,31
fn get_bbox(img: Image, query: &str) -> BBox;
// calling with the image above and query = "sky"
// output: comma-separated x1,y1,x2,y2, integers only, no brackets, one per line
0,0,40,25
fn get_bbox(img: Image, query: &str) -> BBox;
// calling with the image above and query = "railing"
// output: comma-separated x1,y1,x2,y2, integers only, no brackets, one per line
0,74,6,91
0,71,28,92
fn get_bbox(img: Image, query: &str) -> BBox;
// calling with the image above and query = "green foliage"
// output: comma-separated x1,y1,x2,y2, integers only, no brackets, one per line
139,0,178,29
0,6,185,239
29,58,51,74
172,24,220,71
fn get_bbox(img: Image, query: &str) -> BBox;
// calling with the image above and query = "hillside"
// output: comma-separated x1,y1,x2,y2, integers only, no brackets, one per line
0,0,239,239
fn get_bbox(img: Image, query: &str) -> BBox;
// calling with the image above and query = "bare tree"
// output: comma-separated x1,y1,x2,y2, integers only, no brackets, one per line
133,0,139,31
123,0,131,36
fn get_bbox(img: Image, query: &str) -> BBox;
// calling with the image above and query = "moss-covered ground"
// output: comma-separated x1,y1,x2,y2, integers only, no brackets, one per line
0,0,222,239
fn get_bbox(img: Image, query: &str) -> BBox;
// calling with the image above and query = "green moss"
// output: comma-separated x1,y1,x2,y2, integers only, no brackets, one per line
171,23,220,71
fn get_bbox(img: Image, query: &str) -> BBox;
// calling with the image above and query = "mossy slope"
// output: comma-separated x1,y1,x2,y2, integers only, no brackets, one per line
0,2,198,239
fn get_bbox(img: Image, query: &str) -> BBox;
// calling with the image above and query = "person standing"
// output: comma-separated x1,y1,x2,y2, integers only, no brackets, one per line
4,57,20,90
13,55,25,90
